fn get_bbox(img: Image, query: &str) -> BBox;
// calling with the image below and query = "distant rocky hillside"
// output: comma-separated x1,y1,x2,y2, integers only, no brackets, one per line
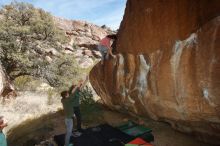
52,17,115,69
0,13,114,63
54,17,114,55
54,17,113,46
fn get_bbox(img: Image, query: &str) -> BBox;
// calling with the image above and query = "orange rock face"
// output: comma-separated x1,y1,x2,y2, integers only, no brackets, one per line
90,0,220,144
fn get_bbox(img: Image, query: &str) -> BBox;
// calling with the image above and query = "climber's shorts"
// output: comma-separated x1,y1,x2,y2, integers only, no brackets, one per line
98,45,109,61
0,132,7,146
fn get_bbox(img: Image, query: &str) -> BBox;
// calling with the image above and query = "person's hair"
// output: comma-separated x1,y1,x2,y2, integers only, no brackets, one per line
106,34,117,40
61,91,69,98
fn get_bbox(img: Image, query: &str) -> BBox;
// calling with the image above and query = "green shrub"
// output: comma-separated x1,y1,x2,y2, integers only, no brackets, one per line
0,2,67,84
80,86,95,105
72,43,79,49
0,2,92,91
14,76,32,91
80,86,102,125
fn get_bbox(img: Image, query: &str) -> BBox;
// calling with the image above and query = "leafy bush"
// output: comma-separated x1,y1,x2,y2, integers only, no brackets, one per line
80,86,103,125
0,2,91,91
0,2,67,85
45,54,89,90
80,86,95,105
72,43,79,49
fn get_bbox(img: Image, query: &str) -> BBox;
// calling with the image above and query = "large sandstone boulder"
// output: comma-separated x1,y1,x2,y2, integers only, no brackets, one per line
117,0,220,54
90,0,220,144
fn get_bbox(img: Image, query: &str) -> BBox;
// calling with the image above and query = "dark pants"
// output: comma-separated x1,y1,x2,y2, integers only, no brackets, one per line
73,106,82,131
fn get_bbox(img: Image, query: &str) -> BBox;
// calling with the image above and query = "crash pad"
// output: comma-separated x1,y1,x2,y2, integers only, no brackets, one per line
54,124,133,146
125,138,153,146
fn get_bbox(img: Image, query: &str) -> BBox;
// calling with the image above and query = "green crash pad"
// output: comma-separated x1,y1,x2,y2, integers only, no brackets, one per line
117,121,154,142
117,121,152,136
117,121,136,131
123,125,152,137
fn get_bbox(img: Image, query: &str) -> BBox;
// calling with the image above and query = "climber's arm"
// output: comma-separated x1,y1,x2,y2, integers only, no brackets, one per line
69,84,78,94
79,76,89,90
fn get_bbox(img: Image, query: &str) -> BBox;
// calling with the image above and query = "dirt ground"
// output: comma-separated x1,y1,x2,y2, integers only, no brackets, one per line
8,105,214,146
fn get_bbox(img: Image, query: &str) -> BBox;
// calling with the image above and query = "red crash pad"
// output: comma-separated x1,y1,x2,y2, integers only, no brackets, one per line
126,138,153,146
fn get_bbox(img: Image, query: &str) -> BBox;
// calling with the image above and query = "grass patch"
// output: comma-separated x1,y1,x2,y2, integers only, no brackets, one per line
14,76,38,91
47,88,58,105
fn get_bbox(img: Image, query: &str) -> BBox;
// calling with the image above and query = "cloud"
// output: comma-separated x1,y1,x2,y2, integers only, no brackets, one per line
0,0,126,30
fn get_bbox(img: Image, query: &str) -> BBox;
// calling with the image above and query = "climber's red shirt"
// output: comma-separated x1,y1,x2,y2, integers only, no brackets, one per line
100,37,111,48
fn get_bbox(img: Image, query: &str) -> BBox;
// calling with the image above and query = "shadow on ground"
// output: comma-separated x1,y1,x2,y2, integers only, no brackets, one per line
7,111,63,146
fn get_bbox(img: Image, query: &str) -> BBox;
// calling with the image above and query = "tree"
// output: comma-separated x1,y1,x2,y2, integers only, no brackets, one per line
0,2,68,87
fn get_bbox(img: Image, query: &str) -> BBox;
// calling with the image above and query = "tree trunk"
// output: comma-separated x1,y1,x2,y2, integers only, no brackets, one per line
0,61,15,98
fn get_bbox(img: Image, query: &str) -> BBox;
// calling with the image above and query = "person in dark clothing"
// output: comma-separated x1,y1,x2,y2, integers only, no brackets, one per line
73,106,81,131
61,85,78,146
70,76,89,135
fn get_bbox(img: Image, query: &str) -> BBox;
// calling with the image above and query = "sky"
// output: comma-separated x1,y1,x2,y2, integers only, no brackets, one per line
0,0,127,30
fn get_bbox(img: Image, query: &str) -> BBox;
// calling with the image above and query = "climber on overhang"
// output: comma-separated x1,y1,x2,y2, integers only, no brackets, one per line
98,34,117,65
